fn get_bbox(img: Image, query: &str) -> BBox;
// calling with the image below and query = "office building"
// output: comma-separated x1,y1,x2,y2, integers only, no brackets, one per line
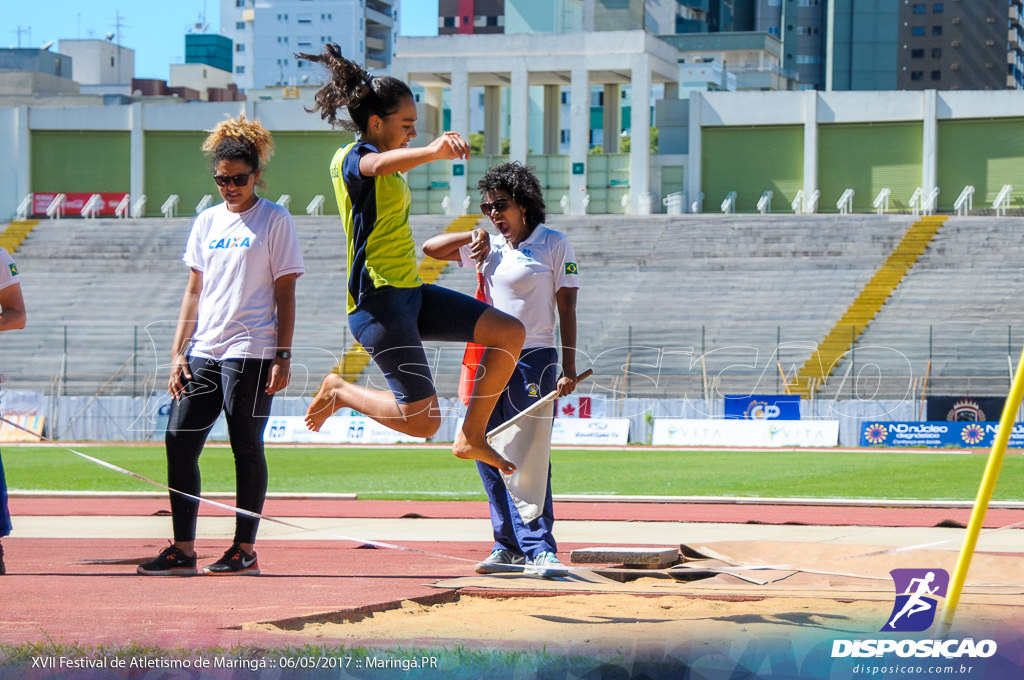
221,0,398,90
897,0,1024,90
438,0,505,34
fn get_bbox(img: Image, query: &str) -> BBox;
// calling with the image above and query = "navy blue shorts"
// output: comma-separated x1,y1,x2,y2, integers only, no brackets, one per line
348,283,489,404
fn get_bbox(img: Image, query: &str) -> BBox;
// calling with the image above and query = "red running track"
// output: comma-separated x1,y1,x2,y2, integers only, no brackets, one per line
3,497,1023,650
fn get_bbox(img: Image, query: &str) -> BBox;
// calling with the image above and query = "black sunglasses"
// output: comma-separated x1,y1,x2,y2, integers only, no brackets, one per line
213,171,255,187
480,197,511,215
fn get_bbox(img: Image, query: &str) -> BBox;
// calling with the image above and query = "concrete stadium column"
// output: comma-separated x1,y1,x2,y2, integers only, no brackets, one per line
15,106,30,210
483,85,501,155
450,68,470,214
130,103,145,207
630,54,651,214
603,84,621,153
422,86,444,141
543,85,561,155
922,89,938,201
686,92,703,212
803,91,819,214
569,66,589,215
510,63,529,164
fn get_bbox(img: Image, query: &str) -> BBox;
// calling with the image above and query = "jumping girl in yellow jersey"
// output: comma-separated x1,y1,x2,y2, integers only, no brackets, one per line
296,44,524,473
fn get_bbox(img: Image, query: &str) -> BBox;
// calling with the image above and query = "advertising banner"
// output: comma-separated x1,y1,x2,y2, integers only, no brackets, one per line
651,419,838,447
724,394,801,420
33,192,128,217
551,417,629,445
861,420,1024,448
555,394,606,418
263,416,425,445
0,414,45,442
926,396,1005,422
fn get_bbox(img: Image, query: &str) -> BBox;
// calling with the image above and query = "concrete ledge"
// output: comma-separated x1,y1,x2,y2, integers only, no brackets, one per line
570,546,680,569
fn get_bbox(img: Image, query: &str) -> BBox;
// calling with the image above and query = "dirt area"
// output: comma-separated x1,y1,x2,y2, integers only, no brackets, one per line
250,537,1024,657
250,588,1024,661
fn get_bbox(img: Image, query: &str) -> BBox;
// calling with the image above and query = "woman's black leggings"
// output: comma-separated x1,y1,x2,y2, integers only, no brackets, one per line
165,356,273,544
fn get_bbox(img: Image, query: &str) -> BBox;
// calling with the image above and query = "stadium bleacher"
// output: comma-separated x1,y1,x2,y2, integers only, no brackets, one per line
4,212,1024,400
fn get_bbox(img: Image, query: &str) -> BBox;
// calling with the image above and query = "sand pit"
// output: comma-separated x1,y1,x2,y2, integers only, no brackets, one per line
248,540,1024,655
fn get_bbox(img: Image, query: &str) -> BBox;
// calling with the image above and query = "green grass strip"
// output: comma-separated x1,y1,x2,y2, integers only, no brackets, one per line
2,445,1022,501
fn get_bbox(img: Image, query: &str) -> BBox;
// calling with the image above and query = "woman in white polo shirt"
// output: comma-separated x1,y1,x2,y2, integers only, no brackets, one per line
0,246,27,575
423,162,580,578
138,116,304,577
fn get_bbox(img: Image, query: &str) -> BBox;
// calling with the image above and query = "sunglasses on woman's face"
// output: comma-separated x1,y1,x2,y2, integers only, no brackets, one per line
480,197,511,215
213,171,255,187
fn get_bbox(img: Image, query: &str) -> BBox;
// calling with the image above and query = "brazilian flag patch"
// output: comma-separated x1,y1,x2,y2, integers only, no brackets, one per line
565,262,578,275
8,262,17,277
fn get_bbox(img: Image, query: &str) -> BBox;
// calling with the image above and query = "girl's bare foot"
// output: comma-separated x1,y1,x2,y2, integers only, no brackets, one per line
305,373,346,431
454,431,516,474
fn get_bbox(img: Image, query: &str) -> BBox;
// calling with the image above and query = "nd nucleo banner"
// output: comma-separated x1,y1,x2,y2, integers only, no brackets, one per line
861,421,1024,448
724,394,801,420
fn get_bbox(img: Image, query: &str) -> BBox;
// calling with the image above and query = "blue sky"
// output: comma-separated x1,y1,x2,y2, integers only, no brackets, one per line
2,0,439,80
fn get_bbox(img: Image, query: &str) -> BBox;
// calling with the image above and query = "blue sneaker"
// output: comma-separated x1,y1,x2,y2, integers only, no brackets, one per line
525,551,568,578
475,549,526,574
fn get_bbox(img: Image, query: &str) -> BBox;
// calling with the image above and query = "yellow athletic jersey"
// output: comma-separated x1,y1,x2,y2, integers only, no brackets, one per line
330,141,422,314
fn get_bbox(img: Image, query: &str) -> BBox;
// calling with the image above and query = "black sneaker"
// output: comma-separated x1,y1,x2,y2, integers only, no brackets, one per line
203,543,260,576
137,543,197,576
0,539,6,575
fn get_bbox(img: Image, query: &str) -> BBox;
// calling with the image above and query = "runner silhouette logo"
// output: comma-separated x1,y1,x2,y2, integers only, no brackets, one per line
882,568,949,632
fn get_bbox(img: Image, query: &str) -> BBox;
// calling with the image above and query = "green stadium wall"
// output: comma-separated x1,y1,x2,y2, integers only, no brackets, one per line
701,125,803,214
31,131,130,194
938,118,1024,211
818,122,922,213
143,132,210,217
143,131,347,218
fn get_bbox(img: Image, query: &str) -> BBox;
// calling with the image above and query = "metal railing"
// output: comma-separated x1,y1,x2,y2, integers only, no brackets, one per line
306,194,325,216
131,194,147,219
993,184,1013,217
757,190,773,215
954,185,975,216
161,194,180,219
80,194,103,219
114,194,131,219
11,321,1024,401
720,191,737,214
45,193,66,220
836,188,854,215
15,194,32,220
873,188,891,215
662,191,684,214
195,194,214,214
689,191,704,214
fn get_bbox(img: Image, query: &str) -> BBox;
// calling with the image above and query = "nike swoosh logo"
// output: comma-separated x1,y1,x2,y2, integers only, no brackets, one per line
240,554,257,568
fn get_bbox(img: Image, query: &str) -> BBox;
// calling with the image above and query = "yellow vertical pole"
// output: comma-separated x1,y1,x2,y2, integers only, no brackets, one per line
777,361,790,395
938,346,1024,633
